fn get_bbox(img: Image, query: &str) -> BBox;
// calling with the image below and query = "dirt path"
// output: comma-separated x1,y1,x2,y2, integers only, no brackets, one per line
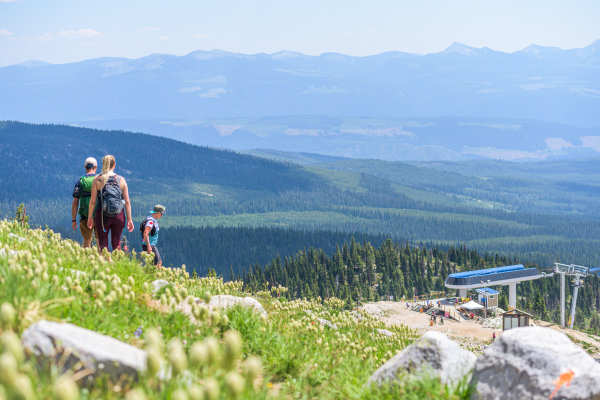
365,301,600,357
535,320,600,358
366,301,499,349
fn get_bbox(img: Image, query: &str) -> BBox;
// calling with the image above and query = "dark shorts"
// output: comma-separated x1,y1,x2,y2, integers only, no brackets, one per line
142,244,161,265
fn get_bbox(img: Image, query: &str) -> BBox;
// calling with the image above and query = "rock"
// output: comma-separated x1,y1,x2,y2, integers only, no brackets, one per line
22,320,146,384
377,329,394,337
362,304,384,317
0,248,19,257
58,267,87,278
207,295,266,315
175,297,201,323
470,327,600,400
317,318,337,330
368,331,476,388
150,279,170,294
8,233,26,242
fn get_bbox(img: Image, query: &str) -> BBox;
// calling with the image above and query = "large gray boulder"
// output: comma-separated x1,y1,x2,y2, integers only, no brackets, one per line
368,331,476,387
470,327,600,400
22,320,147,384
207,295,266,315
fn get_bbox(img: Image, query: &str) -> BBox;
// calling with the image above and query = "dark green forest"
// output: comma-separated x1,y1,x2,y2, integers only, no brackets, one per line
243,238,600,334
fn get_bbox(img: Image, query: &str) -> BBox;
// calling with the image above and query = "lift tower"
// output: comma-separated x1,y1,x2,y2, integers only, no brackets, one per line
554,263,589,329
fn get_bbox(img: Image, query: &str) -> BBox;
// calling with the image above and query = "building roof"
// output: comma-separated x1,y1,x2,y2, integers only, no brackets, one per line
476,288,499,295
445,264,540,287
448,264,524,279
502,309,533,317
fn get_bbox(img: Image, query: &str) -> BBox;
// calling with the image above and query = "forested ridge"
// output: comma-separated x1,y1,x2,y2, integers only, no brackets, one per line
243,238,600,334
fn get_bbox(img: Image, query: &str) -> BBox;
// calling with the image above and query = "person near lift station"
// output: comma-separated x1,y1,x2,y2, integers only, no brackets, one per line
71,157,98,248
141,205,165,267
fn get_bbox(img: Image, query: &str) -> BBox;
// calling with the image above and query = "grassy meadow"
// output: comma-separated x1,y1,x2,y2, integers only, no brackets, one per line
0,219,472,399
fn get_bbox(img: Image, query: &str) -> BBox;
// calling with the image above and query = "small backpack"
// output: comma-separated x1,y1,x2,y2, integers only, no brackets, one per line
139,217,157,237
100,175,124,218
78,175,95,217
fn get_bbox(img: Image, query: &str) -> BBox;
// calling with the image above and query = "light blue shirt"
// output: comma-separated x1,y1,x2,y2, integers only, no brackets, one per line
142,216,159,246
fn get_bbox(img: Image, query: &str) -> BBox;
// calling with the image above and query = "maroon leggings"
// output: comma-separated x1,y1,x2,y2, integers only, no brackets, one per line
95,210,125,252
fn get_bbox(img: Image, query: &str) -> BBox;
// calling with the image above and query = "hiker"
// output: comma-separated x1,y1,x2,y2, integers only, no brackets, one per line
71,157,98,248
406,302,410,309
492,332,496,342
141,204,165,267
87,155,134,253
440,315,444,325
433,314,436,323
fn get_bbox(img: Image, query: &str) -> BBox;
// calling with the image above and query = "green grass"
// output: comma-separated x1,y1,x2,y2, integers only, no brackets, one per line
0,219,473,399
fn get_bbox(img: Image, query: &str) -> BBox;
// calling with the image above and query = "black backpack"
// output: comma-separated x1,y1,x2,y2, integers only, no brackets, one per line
101,175,124,217
140,217,157,237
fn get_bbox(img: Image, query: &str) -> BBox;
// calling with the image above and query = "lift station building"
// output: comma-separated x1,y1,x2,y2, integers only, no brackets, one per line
445,264,547,310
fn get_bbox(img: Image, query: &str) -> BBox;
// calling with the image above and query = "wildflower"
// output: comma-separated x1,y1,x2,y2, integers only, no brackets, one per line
244,356,262,385
222,330,242,370
145,328,163,351
54,375,79,400
204,337,220,365
187,385,203,400
204,377,219,400
14,374,35,400
167,338,187,375
0,302,16,329
1,331,24,364
210,311,221,326
0,352,18,386
134,327,143,339
204,291,212,304
146,347,162,375
189,342,208,369
226,371,244,399
171,389,189,400
125,388,148,400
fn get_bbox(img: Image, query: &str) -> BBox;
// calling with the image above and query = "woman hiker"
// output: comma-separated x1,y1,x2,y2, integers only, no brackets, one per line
87,155,134,253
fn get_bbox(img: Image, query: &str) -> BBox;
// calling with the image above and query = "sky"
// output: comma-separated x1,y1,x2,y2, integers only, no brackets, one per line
0,0,599,66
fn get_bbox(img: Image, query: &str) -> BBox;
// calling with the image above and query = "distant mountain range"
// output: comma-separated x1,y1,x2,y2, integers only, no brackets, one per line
1,41,599,161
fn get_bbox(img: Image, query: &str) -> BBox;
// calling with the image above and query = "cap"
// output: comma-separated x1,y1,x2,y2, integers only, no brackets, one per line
84,157,97,168
150,204,166,215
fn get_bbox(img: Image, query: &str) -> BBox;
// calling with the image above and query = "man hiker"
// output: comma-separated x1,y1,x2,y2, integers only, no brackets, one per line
141,204,165,267
71,157,97,248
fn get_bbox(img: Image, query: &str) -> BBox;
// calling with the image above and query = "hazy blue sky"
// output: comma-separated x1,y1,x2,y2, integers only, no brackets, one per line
1,0,599,66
